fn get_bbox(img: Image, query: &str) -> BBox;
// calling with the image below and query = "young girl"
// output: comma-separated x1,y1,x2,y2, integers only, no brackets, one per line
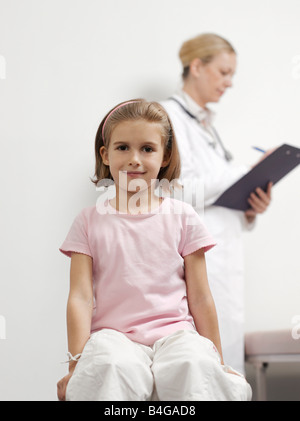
57,99,251,401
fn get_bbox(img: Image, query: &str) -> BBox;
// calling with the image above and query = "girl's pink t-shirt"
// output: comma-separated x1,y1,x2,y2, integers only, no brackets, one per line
60,198,216,346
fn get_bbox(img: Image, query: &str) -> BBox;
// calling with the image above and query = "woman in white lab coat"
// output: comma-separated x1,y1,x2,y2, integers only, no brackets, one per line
161,33,272,374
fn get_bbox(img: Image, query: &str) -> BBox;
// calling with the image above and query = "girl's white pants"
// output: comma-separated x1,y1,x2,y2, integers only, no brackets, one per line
66,329,252,401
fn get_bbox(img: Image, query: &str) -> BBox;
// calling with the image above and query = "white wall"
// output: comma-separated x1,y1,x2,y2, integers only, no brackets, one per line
0,0,299,401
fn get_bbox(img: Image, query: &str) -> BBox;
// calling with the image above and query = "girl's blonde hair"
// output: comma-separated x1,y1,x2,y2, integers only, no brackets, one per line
91,99,181,186
179,33,236,79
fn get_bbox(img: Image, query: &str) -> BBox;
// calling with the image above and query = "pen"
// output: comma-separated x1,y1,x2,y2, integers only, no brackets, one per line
252,146,266,153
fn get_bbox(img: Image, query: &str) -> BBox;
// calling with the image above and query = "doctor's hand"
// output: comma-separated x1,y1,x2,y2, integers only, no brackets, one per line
245,181,273,223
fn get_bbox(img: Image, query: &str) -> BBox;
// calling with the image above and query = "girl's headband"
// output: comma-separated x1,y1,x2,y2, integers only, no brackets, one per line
102,100,140,145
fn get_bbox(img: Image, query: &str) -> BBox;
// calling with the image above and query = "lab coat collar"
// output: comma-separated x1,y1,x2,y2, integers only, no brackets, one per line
175,89,216,127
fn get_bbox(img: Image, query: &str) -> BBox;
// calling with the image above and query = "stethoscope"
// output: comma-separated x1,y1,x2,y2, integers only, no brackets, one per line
169,97,233,162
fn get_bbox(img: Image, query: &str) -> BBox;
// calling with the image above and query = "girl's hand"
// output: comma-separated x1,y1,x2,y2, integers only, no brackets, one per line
57,369,74,401
222,365,244,378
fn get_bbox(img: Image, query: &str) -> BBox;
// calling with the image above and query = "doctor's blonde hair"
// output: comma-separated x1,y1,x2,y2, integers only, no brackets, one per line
179,33,236,79
91,99,181,186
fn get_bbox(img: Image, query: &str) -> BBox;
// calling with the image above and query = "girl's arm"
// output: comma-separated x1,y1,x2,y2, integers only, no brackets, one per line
184,248,224,365
67,252,93,370
57,252,93,400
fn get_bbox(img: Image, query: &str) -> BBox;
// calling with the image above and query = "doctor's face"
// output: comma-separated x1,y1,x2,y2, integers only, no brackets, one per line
193,51,237,106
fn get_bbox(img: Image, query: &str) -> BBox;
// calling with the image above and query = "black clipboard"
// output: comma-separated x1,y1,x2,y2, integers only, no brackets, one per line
213,144,300,211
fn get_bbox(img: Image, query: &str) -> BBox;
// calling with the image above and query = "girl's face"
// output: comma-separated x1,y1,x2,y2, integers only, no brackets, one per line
100,120,168,195
189,51,236,106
